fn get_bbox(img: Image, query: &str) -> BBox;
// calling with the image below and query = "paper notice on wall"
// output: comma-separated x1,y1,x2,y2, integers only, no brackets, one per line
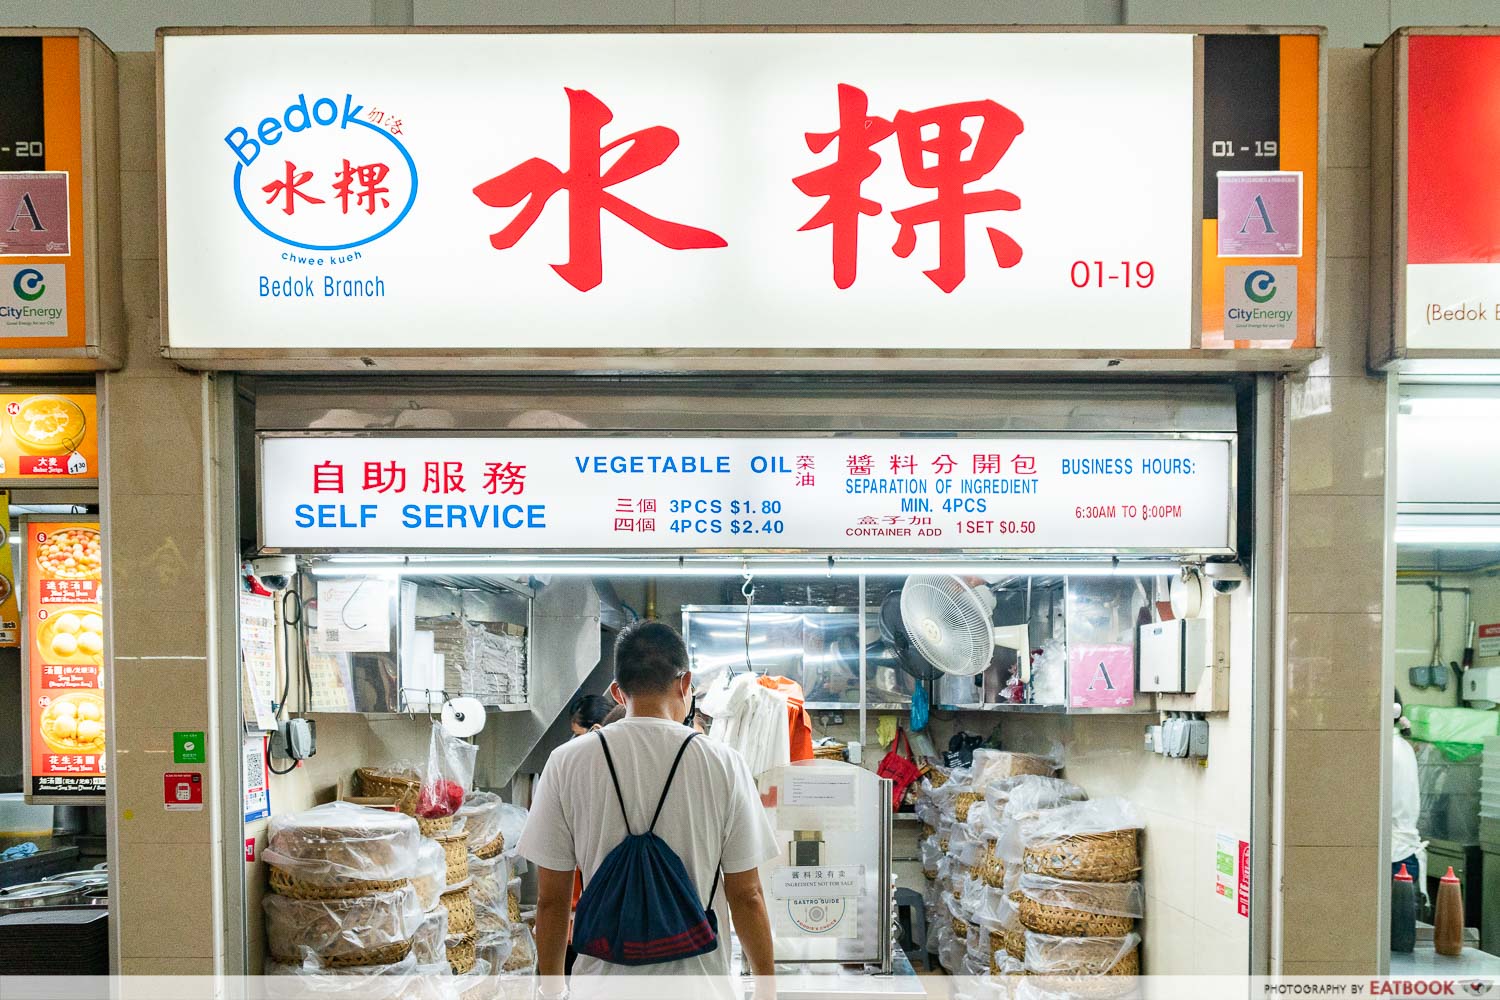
1215,832,1237,905
239,592,278,731
316,577,392,653
1478,624,1500,659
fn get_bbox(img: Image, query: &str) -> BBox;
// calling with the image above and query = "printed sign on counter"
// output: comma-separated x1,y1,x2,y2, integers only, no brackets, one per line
24,519,105,801
783,770,856,809
1068,643,1136,709
260,436,1235,554
774,897,859,939
771,865,864,900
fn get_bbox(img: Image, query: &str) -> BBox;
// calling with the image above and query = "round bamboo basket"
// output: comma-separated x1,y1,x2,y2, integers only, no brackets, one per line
951,916,969,939
507,889,521,923
939,838,950,853
1019,896,1136,937
437,831,470,884
999,926,1026,960
927,770,950,789
1023,830,1140,883
267,865,407,901
921,823,936,839
813,746,847,761
471,832,505,860
271,938,411,969
446,934,476,975
418,814,454,837
971,838,1005,888
441,883,477,936
1029,943,1140,977
355,767,419,813
955,791,982,822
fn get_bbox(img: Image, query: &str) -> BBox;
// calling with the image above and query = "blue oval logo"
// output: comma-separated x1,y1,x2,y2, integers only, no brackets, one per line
231,108,417,252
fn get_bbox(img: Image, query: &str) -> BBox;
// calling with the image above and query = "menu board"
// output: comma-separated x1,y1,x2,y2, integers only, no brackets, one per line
0,392,97,481
24,519,105,800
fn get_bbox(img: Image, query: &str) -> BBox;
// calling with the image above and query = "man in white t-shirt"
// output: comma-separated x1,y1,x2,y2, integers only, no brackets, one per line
519,620,779,982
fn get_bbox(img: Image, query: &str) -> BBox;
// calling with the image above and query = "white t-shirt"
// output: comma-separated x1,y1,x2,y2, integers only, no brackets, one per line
1391,731,1423,864
518,716,780,977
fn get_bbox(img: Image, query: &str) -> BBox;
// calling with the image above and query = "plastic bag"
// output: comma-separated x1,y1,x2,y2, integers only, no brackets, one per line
411,837,447,911
1030,638,1067,706
263,953,423,1000
263,885,424,964
457,791,527,855
412,906,450,965
1021,798,1143,846
495,924,535,974
1408,704,1500,761
263,802,423,883
1018,874,1145,918
1023,930,1140,976
469,852,512,934
971,749,1060,788
1004,777,1088,821
419,722,478,819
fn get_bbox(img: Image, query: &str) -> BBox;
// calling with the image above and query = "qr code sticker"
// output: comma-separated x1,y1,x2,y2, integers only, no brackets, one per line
245,744,265,789
324,628,340,643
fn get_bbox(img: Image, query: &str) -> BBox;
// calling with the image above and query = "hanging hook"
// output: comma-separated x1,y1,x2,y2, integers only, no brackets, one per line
740,573,756,676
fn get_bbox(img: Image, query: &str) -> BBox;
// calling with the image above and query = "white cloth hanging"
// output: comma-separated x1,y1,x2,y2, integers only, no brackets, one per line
705,672,792,776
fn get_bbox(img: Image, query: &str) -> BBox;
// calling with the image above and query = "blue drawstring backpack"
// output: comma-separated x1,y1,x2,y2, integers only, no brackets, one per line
572,731,723,966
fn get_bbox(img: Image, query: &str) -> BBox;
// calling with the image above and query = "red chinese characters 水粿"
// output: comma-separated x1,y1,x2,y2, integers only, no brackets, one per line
472,88,727,292
794,84,1025,292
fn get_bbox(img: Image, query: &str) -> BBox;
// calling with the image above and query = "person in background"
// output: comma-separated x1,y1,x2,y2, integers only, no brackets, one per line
1391,690,1425,897
520,620,778,985
601,703,627,727
569,694,615,737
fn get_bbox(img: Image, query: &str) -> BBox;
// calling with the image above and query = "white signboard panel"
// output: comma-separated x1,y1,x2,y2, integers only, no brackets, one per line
163,32,1194,353
259,436,1234,553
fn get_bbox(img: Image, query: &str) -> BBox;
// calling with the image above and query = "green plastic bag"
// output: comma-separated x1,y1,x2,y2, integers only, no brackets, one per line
1407,704,1500,761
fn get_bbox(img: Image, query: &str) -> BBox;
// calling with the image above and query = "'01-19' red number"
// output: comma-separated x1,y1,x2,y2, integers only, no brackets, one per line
1070,261,1155,289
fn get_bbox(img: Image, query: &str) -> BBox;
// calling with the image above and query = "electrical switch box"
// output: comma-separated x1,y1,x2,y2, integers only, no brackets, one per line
1463,666,1500,704
1138,619,1207,694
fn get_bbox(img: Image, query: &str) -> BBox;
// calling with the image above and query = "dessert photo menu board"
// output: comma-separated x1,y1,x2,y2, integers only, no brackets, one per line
24,518,105,801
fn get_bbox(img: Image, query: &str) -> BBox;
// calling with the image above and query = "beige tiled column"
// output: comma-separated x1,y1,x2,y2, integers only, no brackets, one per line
99,51,224,975
1272,47,1390,975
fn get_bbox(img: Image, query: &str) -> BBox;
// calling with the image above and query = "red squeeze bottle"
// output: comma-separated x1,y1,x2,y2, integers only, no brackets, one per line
1434,867,1465,957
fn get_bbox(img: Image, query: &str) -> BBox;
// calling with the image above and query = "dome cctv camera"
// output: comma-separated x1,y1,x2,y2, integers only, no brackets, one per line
250,555,297,591
1203,561,1247,594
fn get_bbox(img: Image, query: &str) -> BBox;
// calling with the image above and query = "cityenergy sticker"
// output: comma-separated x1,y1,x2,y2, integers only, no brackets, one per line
1216,171,1302,257
259,435,1235,553
1224,265,1297,338
0,265,67,338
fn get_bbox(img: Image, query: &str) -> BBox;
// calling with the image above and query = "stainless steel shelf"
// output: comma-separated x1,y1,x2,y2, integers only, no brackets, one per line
805,701,912,712
938,702,1156,716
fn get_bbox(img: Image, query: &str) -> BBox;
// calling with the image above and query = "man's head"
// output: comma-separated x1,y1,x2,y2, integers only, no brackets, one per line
610,620,692,716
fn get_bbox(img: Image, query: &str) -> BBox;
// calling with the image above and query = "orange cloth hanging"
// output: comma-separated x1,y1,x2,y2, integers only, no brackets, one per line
757,674,814,762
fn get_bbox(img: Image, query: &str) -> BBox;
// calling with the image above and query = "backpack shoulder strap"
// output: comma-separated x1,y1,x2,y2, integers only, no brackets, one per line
648,732,699,834
596,731,632,837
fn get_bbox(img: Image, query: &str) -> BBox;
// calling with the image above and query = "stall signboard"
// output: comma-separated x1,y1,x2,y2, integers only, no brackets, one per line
0,30,122,368
161,29,1321,367
22,518,105,801
1372,30,1500,368
258,435,1235,555
0,391,98,482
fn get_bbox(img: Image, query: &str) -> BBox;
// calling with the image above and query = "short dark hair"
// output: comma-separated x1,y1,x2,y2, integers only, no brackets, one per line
614,620,689,695
570,694,615,730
